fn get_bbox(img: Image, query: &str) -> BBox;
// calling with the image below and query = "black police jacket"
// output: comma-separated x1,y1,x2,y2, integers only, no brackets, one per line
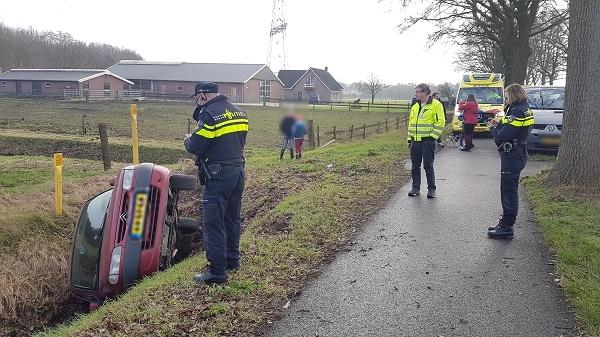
493,100,533,147
185,95,248,165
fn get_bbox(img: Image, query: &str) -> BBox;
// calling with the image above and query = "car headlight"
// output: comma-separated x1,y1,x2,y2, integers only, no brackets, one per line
122,169,134,191
108,246,122,285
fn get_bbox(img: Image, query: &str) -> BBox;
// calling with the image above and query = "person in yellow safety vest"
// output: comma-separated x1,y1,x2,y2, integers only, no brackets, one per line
407,83,446,199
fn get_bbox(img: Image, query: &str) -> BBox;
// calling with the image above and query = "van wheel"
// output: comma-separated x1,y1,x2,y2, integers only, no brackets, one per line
170,174,198,192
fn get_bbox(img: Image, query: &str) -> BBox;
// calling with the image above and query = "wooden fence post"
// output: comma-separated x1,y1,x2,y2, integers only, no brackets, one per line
333,125,336,140
363,123,366,139
396,116,400,130
308,120,315,149
81,114,87,135
387,102,390,113
348,101,351,111
330,102,333,110
350,125,354,140
385,118,388,131
367,101,370,112
99,123,111,171
377,121,381,133
317,125,320,147
187,118,192,135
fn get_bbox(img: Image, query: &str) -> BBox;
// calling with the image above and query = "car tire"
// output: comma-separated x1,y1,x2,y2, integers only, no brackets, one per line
178,217,200,234
169,174,198,192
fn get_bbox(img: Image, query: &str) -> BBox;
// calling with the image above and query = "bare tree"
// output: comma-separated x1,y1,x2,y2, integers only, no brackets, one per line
0,23,142,71
359,74,387,104
436,82,458,101
396,0,568,85
527,8,568,85
548,1,600,187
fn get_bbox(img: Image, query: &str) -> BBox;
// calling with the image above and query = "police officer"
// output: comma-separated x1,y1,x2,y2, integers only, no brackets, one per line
184,82,248,284
407,83,446,199
486,83,534,239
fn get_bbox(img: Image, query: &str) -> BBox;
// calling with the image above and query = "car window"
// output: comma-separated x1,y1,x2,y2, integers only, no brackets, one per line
457,87,504,104
71,189,112,290
526,88,565,110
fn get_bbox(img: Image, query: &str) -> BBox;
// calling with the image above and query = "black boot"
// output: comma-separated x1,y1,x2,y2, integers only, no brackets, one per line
298,152,302,159
279,149,284,161
427,189,436,199
193,271,227,284
487,226,514,239
289,148,294,159
408,188,420,197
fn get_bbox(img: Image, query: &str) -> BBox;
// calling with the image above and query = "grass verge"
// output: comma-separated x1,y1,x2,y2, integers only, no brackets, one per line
523,173,600,337
39,131,409,337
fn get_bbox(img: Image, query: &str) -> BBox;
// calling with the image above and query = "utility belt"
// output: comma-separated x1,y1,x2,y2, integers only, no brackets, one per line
498,139,527,153
198,157,244,185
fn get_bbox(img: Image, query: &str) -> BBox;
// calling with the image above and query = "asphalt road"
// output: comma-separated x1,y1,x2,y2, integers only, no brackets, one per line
262,139,577,337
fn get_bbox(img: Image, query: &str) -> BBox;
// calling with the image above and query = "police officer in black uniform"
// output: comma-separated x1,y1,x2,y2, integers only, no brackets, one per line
487,83,534,239
184,82,248,284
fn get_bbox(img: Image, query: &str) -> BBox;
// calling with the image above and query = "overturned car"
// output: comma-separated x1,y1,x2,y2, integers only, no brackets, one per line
70,163,199,310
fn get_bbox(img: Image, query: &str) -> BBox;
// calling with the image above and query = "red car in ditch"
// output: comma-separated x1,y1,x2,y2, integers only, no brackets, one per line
69,163,199,310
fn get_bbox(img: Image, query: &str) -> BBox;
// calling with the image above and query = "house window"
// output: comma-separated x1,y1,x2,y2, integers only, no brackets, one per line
104,82,111,96
133,80,151,91
0,81,5,87
306,77,313,84
177,86,183,93
260,80,271,101
45,82,51,88
297,91,303,100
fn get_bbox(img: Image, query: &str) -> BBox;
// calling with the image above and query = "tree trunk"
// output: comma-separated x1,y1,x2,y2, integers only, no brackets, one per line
503,41,530,85
548,0,600,187
371,93,375,104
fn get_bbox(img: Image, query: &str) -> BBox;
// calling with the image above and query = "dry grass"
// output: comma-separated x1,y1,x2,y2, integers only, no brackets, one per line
0,238,71,334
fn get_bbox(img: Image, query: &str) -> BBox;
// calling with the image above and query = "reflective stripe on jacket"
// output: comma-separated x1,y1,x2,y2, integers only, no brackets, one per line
407,96,446,141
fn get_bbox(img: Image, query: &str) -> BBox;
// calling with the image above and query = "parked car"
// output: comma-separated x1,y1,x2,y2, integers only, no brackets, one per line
525,86,565,151
70,163,199,310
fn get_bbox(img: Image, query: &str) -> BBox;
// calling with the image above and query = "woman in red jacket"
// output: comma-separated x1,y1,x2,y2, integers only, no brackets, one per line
458,94,478,151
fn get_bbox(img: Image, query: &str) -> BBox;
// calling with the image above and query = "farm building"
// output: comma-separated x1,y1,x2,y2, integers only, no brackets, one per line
107,60,283,103
0,69,133,97
278,67,343,103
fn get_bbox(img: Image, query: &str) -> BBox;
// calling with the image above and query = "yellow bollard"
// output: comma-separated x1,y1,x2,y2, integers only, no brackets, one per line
130,104,140,164
54,153,63,215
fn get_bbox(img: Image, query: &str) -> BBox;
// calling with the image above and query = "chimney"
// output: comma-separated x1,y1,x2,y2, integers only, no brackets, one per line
325,66,328,72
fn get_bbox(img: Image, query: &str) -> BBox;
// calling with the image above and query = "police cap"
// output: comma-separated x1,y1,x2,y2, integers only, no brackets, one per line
193,82,219,96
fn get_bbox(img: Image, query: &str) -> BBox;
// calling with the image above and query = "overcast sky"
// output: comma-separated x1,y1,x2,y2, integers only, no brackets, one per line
1,0,461,84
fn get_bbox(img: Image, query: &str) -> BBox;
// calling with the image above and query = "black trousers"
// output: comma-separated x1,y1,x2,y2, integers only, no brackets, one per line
463,123,475,149
410,138,436,190
499,145,527,226
201,165,245,276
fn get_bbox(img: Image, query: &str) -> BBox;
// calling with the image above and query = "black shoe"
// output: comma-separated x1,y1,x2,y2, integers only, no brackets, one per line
408,188,420,197
426,189,436,199
459,146,470,152
193,271,227,284
487,226,514,239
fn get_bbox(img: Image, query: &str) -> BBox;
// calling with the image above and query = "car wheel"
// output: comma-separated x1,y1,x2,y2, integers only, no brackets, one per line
169,174,198,192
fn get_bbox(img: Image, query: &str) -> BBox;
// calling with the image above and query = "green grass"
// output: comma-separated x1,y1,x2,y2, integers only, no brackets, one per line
524,173,600,336
0,155,106,193
39,131,409,337
529,152,558,162
0,98,403,149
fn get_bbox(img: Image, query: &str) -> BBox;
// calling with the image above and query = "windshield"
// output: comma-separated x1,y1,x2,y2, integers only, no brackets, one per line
526,87,565,110
71,189,112,290
457,87,504,105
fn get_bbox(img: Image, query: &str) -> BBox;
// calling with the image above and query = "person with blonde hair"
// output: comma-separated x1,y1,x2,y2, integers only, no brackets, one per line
486,83,534,239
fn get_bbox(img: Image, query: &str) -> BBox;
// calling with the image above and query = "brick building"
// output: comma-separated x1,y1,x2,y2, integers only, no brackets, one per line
108,60,283,103
278,67,343,102
0,69,133,97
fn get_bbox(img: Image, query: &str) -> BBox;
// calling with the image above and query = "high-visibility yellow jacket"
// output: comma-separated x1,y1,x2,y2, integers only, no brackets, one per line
407,96,446,141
